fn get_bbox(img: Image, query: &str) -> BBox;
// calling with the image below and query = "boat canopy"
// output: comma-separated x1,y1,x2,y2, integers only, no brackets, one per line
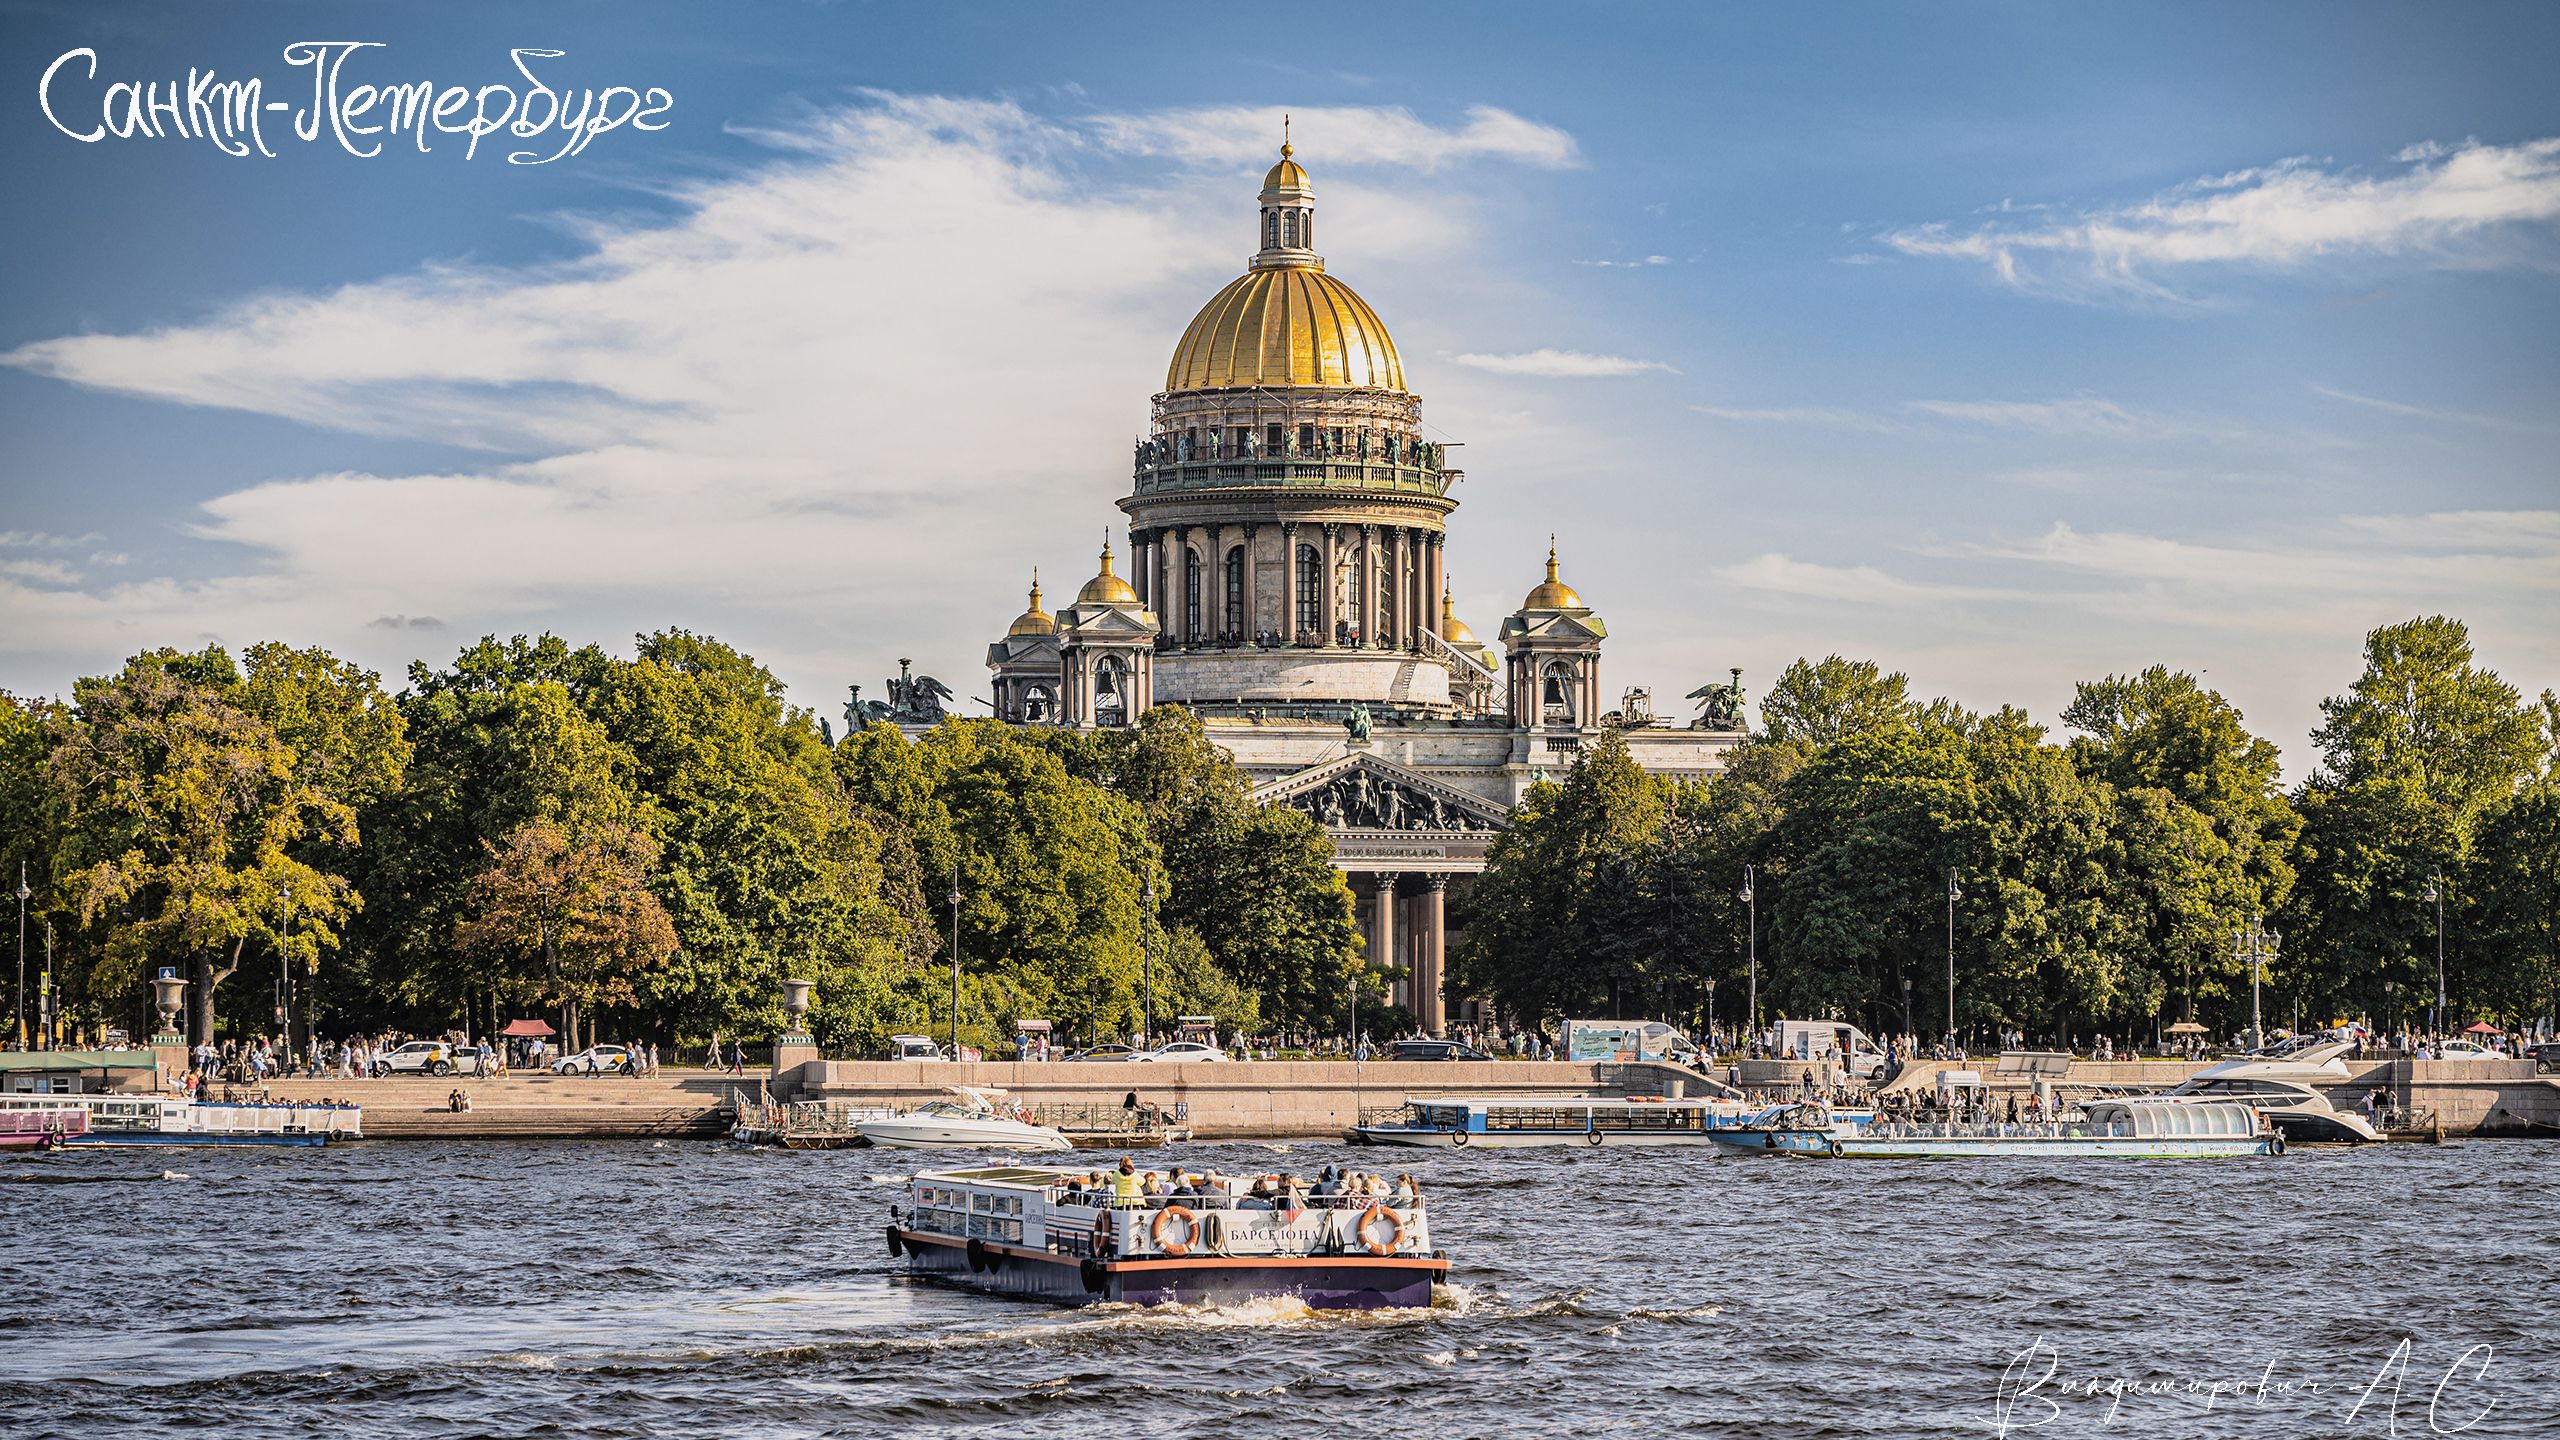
2084,1100,2262,1138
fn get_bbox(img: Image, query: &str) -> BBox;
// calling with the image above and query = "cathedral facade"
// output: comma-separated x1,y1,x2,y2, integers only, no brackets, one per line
980,142,1745,1031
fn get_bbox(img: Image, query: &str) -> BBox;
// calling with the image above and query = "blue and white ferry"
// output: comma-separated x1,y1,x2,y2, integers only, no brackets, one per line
1347,1094,1869,1148
0,1093,362,1147
1710,1098,2280,1159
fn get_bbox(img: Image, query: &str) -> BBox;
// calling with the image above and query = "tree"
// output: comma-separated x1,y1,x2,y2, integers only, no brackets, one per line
2311,616,2539,823
2463,789,2560,1028
46,649,350,1044
457,819,678,1050
1759,656,1918,748
2282,778,2462,1028
1453,730,1670,1025
1046,708,1362,1032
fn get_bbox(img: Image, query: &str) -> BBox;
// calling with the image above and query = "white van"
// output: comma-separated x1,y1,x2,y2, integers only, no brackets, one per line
888,1034,945,1062
1767,1020,1890,1082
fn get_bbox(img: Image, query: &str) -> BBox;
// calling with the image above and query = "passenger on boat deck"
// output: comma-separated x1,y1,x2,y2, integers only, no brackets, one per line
1392,1174,1418,1207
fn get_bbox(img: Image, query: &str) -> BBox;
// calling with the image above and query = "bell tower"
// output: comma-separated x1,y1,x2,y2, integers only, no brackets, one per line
1499,541,1606,729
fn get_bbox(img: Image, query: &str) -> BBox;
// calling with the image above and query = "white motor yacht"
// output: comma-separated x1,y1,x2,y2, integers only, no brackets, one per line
857,1088,1073,1152
2154,1034,2382,1142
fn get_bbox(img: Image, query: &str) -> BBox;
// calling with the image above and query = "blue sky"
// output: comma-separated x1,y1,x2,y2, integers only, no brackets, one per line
3,1,2554,773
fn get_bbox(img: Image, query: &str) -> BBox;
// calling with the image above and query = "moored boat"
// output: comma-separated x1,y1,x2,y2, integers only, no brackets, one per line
856,1088,1073,1152
889,1163,1444,1309
1712,1098,2281,1159
2151,1037,2382,1143
0,1093,361,1147
0,1106,89,1150
1349,1093,1791,1147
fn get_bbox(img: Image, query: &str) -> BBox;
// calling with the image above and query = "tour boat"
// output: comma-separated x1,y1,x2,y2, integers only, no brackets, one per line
1348,1093,1795,1147
0,1093,361,1147
1711,1098,2281,1159
855,1088,1072,1152
0,1106,88,1149
889,1164,1445,1309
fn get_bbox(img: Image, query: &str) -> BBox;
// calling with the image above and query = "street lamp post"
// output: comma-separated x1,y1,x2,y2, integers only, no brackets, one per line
947,868,962,1059
14,862,28,1050
2234,914,2280,1050
2422,871,2446,1037
1739,866,1757,1041
40,920,54,1050
280,881,295,1061
1141,874,1157,1049
1945,871,1961,1051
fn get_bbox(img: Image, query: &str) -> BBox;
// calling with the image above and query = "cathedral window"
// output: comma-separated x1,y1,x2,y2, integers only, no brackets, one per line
1295,545,1322,636
1264,211,1279,248
1266,422,1285,455
1283,211,1299,247
1224,546,1245,639
1298,423,1316,455
1184,551,1204,640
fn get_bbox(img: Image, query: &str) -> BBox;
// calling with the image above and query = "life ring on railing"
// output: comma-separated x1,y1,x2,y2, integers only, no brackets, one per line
2270,1131,2286,1156
1825,1136,1843,1158
1628,1095,1665,1104
1450,1129,1470,1147
1354,1204,1404,1257
1091,1208,1115,1256
1151,1204,1199,1257
1586,1129,1605,1147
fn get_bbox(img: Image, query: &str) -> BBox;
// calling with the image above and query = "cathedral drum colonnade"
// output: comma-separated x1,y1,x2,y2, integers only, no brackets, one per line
980,138,1747,1032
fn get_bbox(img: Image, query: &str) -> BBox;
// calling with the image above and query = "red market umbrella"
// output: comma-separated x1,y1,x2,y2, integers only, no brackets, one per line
2463,1021,2502,1035
500,1018,557,1038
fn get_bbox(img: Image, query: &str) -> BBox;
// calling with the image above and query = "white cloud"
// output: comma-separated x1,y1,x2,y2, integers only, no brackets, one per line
1716,554,2007,605
2308,382,2544,432
1882,137,2560,298
1451,349,1674,377
1574,256,1671,268
1085,103,1578,171
0,96,1577,696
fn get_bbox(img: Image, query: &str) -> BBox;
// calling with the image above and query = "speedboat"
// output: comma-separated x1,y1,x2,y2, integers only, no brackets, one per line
2153,1038,2381,1142
857,1088,1072,1152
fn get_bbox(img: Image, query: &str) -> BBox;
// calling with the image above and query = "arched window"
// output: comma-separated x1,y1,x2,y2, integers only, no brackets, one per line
1283,211,1299,247
1184,551,1203,640
1224,546,1245,640
1264,211,1279,248
1094,657,1126,726
1023,684,1052,724
1541,660,1578,726
1295,545,1322,636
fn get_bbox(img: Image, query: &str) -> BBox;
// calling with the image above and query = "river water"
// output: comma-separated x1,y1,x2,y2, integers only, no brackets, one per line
4,1137,2553,1438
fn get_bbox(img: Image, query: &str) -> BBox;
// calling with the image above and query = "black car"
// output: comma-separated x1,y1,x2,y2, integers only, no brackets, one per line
1388,1039,1494,1062
2528,1042,2560,1072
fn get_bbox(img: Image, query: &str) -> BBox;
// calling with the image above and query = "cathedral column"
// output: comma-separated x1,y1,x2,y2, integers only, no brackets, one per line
1368,874,1397,977
1359,524,1379,648
1321,523,1340,644
1240,523,1260,642
1424,534,1444,640
1172,526,1192,647
1132,530,1151,609
1419,876,1448,1035
1386,527,1407,649
1202,523,1223,640
1280,522,1299,643
1157,536,1176,636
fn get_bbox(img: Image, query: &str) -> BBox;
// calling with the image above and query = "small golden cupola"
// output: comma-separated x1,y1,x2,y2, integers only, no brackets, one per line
1521,539,1586,611
1440,581,1481,647
1076,538,1140,606
1007,572,1056,637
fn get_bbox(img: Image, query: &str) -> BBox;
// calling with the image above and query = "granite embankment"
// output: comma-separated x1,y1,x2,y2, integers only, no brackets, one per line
254,1055,2560,1140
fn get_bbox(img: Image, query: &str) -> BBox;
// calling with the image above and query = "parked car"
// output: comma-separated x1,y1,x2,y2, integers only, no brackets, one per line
1388,1039,1494,1062
551,1045,634,1075
2527,1042,2560,1072
887,1034,946,1062
1067,1043,1139,1062
372,1040,486,1078
1128,1041,1229,1063
2432,1040,2494,1058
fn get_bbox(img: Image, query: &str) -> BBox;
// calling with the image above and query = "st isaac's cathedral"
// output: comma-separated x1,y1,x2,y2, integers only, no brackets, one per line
975,142,1747,1029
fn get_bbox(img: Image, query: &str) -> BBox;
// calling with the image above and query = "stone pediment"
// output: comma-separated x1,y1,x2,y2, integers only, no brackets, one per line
1251,751,1509,835
1500,611,1607,643
1061,605,1158,637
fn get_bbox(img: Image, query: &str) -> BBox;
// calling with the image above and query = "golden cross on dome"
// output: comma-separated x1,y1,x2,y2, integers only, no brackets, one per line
1282,112,1292,158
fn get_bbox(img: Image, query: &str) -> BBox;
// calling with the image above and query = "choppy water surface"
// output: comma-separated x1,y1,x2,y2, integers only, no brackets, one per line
4,1137,2553,1438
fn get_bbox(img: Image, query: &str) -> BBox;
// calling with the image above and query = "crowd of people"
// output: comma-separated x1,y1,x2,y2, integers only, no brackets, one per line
1053,1155,1420,1214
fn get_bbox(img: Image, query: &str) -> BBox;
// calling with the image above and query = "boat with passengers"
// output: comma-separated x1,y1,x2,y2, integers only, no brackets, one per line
1711,1098,2281,1159
0,1093,362,1147
1348,1093,1807,1147
0,1106,89,1150
888,1162,1444,1308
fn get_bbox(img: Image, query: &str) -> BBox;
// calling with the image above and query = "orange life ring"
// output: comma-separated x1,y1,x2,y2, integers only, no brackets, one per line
1092,1207,1115,1256
1355,1203,1404,1257
1150,1204,1198,1256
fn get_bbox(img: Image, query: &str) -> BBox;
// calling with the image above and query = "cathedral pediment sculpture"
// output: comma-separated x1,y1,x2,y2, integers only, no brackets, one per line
1262,756,1503,834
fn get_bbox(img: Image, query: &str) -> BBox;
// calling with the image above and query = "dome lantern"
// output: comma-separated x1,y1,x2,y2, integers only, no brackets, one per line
1522,538,1586,611
1255,117,1318,271
1007,571,1056,637
1076,537,1139,606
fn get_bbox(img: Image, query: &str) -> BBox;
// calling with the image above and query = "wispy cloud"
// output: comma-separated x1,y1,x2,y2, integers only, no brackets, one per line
1688,402,1904,433
1692,394,2254,442
1451,349,1674,378
1716,554,2007,605
1085,103,1577,171
1573,256,1671,268
2308,382,2545,432
1882,137,2560,299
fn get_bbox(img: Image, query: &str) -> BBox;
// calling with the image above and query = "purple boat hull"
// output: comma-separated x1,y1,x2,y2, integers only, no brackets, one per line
893,1229,1443,1310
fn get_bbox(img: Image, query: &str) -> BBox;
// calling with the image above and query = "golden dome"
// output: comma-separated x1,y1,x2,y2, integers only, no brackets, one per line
1263,145,1309,194
1522,541,1585,611
1076,540,1139,606
1439,582,1480,646
1166,266,1404,392
1007,573,1055,636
